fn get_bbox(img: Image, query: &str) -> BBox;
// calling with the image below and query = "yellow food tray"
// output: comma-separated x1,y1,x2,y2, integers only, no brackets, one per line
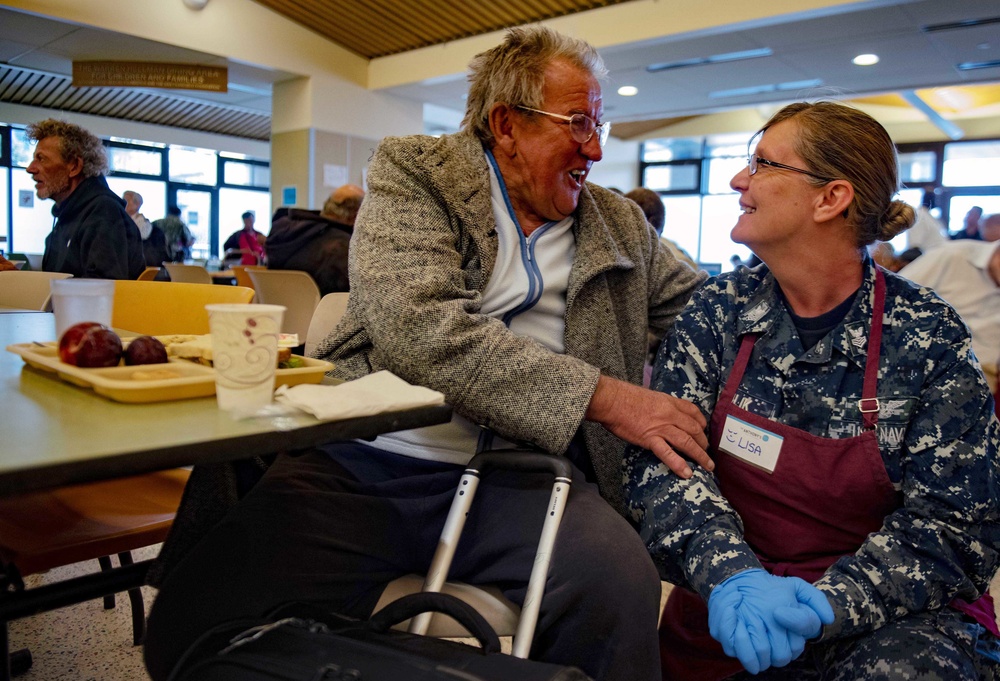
6,342,334,404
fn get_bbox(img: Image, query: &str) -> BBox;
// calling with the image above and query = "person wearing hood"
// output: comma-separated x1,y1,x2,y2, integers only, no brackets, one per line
265,184,364,295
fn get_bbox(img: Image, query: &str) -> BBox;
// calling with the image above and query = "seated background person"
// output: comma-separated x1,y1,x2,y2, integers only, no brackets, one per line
265,183,364,295
900,239,1000,396
145,26,709,681
124,189,169,267
625,186,697,271
154,205,194,263
625,101,1000,680
26,118,145,280
223,210,266,265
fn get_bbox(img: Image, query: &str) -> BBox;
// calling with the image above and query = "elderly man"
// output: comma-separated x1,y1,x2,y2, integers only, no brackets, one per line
265,184,364,295
26,119,144,279
145,26,707,681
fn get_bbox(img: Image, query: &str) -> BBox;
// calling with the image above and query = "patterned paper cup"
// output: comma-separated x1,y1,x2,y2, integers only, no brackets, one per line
205,303,286,412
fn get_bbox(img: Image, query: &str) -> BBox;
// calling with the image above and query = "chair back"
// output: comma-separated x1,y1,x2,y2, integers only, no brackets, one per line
0,271,73,311
163,263,213,285
231,264,266,291
305,292,350,355
112,280,254,335
137,266,162,281
6,252,34,271
248,269,322,340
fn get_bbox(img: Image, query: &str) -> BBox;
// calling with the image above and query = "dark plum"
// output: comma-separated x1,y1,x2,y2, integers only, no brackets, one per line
124,336,169,366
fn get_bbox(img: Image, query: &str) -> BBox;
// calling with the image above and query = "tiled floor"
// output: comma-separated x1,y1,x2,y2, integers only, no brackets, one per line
8,551,1000,681
8,546,158,680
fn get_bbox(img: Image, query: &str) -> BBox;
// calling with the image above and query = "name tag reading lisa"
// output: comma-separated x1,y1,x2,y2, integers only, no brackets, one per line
718,415,783,473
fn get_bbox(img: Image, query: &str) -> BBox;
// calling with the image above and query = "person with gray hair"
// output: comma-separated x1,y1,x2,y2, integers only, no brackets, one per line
26,118,144,279
124,189,169,267
145,26,706,681
265,184,365,295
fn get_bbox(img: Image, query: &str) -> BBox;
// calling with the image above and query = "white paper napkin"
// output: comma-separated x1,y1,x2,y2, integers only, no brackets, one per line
274,370,445,421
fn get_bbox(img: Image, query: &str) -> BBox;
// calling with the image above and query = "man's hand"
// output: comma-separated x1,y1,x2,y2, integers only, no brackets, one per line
586,375,711,477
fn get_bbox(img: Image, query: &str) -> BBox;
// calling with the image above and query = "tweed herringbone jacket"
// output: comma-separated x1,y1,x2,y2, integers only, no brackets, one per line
314,131,706,514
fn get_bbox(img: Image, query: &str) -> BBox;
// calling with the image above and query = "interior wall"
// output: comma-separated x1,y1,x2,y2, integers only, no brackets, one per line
270,129,311,210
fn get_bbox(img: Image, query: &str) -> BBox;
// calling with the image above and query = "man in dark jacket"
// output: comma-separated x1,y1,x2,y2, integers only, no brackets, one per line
27,119,144,280
265,184,364,295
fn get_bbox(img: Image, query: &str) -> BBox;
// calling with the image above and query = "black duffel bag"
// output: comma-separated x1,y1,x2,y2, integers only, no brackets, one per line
168,592,591,681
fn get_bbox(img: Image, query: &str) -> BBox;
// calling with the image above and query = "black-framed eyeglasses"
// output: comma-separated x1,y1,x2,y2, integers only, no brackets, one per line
517,106,611,147
747,153,834,183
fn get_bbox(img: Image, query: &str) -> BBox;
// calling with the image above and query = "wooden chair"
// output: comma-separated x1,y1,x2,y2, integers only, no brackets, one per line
0,471,191,677
0,281,250,678
0,271,72,311
162,263,212,285
112,280,254,335
248,269,321,342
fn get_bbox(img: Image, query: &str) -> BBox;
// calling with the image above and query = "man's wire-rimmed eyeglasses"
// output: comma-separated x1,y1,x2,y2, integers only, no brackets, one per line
517,106,611,147
747,153,834,183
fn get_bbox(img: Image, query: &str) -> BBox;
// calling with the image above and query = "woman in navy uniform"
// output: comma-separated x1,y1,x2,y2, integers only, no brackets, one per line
626,101,1000,680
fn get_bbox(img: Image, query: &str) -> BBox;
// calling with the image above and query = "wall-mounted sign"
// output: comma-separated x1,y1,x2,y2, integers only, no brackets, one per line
72,61,228,92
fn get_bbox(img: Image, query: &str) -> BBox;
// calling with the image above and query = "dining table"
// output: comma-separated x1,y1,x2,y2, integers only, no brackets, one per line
0,311,452,674
0,312,452,496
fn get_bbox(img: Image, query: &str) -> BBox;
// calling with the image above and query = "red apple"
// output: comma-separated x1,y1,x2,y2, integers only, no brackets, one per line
124,336,168,366
58,322,123,367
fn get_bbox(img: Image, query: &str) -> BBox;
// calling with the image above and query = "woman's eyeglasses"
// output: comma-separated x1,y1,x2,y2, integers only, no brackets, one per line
747,153,834,183
517,106,611,147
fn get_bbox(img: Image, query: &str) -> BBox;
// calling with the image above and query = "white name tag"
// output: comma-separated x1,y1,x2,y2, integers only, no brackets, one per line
718,414,783,473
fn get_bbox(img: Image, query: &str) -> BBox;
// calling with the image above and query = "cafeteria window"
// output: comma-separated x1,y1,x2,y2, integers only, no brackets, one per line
223,160,270,188
169,146,217,186
11,128,32,167
898,150,937,184
943,141,1000,187
642,137,702,162
108,145,163,176
704,156,746,194
643,162,700,193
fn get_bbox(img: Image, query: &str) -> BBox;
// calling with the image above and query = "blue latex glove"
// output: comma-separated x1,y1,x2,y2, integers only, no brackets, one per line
708,569,834,675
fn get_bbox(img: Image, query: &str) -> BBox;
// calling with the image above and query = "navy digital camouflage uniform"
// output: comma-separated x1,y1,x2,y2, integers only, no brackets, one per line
624,257,1000,679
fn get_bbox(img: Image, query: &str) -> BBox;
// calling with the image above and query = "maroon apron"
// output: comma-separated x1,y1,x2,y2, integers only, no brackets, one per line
660,271,997,681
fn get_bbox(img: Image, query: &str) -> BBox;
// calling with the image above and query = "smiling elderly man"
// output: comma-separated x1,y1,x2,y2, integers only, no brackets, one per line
26,119,144,280
145,26,707,681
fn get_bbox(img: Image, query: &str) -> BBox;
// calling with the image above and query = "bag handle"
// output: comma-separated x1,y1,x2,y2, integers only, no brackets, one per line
369,592,502,654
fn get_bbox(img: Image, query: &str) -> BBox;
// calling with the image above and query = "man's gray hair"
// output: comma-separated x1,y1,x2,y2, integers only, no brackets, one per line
462,25,606,146
26,119,108,178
